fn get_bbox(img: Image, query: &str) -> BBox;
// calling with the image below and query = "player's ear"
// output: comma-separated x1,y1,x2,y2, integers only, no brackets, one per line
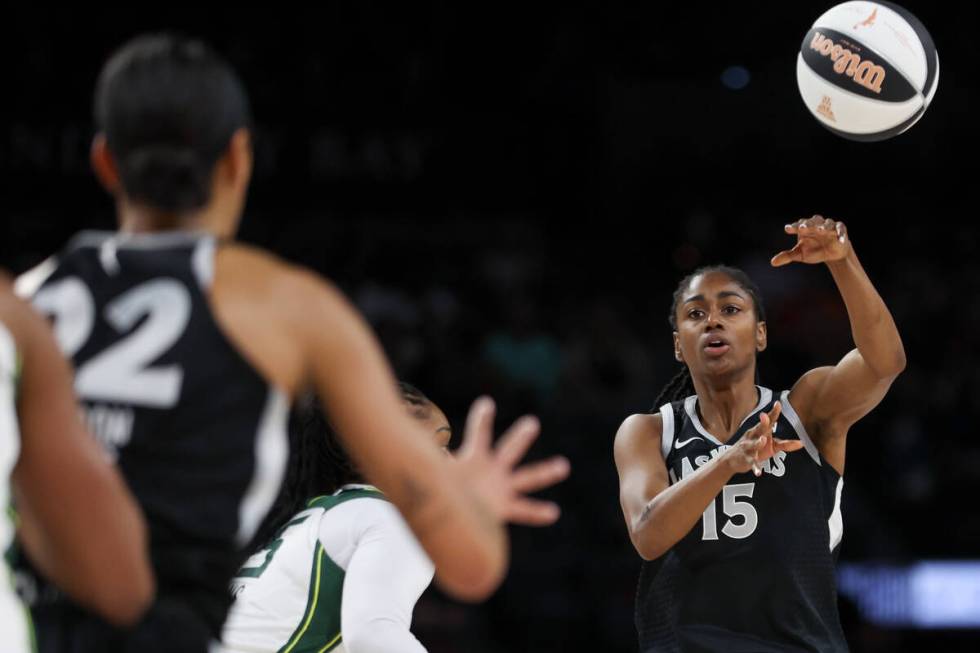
755,321,767,353
90,134,122,195
219,128,252,191
673,331,684,362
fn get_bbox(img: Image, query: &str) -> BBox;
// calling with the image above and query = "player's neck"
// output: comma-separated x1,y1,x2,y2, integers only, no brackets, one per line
691,375,759,438
116,197,239,240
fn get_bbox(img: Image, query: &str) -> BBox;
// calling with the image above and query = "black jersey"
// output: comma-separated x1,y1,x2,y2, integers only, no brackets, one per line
635,386,848,653
15,230,290,648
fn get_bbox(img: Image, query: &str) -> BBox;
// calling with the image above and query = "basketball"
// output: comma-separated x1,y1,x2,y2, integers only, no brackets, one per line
796,1,939,141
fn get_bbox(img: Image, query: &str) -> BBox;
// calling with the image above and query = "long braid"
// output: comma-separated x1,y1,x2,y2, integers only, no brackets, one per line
245,405,313,552
650,264,765,413
650,367,694,411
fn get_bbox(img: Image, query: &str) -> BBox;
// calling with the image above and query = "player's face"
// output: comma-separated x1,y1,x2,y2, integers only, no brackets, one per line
409,402,452,451
672,271,766,379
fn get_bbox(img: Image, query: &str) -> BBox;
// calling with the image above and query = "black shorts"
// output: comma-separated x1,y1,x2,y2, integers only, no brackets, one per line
33,596,213,653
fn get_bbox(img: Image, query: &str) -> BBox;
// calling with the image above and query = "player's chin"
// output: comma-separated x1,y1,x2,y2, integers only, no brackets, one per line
699,349,736,369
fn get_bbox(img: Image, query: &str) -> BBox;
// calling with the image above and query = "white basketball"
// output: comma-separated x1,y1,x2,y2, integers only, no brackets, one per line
796,1,939,141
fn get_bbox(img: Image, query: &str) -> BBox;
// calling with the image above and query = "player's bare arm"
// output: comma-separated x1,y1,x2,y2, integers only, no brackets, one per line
2,288,154,626
774,217,906,473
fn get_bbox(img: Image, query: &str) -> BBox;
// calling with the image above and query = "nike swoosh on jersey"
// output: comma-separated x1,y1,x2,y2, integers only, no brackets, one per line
675,437,703,449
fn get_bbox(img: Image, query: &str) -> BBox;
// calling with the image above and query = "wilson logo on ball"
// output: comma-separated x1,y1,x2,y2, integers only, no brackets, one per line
809,31,885,94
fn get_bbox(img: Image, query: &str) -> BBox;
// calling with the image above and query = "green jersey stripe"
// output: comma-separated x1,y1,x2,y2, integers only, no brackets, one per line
278,544,326,653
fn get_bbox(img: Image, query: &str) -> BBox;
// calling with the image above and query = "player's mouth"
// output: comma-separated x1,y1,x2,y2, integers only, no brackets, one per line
702,336,731,357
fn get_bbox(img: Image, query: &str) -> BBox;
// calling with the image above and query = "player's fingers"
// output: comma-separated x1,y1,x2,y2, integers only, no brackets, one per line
774,438,804,452
495,415,541,467
836,221,848,244
768,401,782,425
758,411,771,434
505,498,562,526
510,456,571,494
460,396,495,456
771,243,803,267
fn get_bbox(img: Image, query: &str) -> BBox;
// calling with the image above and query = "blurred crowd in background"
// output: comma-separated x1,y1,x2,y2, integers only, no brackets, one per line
3,3,977,650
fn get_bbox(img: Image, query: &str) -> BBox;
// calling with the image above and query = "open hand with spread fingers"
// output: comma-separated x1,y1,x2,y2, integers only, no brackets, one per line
771,216,852,267
454,397,571,526
724,401,804,477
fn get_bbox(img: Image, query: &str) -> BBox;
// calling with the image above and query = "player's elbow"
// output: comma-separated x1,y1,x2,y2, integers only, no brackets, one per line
96,548,155,626
435,550,506,602
889,347,907,377
873,346,907,380
344,619,418,653
630,529,668,562
95,576,155,627
629,509,669,561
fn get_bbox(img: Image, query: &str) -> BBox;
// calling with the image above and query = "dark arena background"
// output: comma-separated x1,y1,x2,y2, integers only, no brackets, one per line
3,2,978,651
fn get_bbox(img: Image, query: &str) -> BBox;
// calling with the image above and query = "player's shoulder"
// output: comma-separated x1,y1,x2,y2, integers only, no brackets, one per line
0,276,46,342
614,412,664,459
215,243,346,312
318,493,402,538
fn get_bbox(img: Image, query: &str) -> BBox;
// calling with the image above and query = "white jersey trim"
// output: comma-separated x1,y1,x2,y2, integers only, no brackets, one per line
828,477,844,551
236,388,290,546
779,390,821,466
14,256,58,299
658,403,674,461
67,229,214,251
191,236,217,289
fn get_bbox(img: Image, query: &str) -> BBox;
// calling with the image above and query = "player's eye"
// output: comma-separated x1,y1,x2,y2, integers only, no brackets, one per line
688,309,705,319
723,305,741,314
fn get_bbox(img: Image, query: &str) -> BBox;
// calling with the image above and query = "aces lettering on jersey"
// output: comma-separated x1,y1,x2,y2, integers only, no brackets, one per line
668,446,787,485
669,443,790,542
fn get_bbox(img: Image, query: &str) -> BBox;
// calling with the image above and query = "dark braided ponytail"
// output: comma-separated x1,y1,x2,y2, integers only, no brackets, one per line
650,367,695,411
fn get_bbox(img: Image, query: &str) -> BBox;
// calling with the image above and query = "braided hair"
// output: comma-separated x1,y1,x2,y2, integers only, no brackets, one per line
247,382,432,551
651,265,766,410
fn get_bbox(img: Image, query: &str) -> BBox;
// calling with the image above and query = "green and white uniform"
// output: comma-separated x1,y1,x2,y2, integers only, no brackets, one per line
0,322,32,653
219,485,433,653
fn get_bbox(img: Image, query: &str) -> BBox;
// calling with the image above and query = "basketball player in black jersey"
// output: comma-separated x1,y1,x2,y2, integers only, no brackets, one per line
614,217,905,652
15,35,568,652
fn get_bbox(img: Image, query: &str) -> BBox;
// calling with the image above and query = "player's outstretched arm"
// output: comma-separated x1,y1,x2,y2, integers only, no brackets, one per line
3,289,154,626
773,217,906,470
294,273,569,601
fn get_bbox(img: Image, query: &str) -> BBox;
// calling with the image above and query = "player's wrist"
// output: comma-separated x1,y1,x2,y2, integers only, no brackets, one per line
718,447,742,476
825,241,856,270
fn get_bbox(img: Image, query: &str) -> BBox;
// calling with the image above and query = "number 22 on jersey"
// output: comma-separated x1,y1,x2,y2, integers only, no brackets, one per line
33,276,191,408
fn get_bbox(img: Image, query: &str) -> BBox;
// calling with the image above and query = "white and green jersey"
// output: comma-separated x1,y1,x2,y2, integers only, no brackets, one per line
0,321,33,653
218,485,433,653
